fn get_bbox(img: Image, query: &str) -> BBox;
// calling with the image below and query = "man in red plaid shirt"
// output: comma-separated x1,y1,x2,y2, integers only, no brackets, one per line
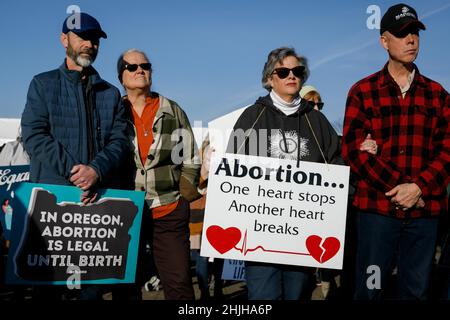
342,3,450,300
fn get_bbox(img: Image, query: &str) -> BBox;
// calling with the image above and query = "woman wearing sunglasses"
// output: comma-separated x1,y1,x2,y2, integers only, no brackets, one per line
117,49,200,300
300,85,324,111
227,47,342,300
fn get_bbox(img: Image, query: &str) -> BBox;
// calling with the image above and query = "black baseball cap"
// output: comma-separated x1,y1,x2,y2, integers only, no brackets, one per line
380,3,426,35
62,12,107,39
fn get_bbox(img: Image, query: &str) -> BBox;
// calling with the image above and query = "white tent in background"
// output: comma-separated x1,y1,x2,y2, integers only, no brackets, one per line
192,104,248,154
0,118,20,146
0,117,211,150
208,105,249,155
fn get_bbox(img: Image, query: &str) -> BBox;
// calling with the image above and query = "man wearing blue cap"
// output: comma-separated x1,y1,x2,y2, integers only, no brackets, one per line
22,12,130,203
20,13,132,299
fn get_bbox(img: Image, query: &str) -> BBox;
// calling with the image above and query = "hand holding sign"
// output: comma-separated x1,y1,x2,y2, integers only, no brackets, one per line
201,145,215,181
81,189,98,205
70,164,99,191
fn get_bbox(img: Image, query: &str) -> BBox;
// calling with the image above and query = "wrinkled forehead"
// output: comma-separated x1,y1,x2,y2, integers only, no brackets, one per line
123,51,149,63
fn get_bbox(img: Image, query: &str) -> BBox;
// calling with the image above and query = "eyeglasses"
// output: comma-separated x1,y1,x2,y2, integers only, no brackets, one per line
272,66,305,79
124,63,152,72
315,102,324,110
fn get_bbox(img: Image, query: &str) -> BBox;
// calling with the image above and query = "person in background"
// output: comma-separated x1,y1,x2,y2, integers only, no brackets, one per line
299,84,332,297
299,84,378,299
117,49,200,300
227,47,342,300
189,137,224,300
342,3,450,300
299,85,324,111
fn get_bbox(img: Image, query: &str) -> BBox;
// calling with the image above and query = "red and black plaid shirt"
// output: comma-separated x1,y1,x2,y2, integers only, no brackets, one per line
342,63,450,218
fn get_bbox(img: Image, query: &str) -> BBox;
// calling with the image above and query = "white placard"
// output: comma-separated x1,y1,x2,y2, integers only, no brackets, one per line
208,106,248,155
200,153,350,270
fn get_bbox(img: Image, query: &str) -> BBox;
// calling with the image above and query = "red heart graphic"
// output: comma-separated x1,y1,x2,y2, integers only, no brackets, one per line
206,225,241,254
305,235,340,263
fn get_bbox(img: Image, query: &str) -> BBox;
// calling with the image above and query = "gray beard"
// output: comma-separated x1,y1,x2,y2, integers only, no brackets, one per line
67,45,97,68
76,55,93,68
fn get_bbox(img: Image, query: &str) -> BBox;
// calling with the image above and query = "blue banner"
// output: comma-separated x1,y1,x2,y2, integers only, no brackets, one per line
221,259,246,281
0,165,30,240
5,182,145,285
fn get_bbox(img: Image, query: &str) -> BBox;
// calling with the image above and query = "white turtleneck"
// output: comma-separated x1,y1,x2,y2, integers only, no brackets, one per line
270,90,301,115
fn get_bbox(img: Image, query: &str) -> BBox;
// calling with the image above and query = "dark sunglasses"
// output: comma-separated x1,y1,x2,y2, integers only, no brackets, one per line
272,66,305,79
315,102,324,110
124,63,152,72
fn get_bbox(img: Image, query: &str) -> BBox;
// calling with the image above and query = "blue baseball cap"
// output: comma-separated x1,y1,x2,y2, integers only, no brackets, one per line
62,12,107,39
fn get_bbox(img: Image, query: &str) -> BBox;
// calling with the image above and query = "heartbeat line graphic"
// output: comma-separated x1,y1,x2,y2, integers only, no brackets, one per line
233,230,311,257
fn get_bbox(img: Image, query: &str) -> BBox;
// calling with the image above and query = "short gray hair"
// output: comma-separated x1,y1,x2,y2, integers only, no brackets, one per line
261,47,309,91
116,48,152,84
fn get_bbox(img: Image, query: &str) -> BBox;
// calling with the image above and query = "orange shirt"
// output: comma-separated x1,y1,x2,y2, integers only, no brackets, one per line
129,96,159,166
152,200,179,219
127,95,179,219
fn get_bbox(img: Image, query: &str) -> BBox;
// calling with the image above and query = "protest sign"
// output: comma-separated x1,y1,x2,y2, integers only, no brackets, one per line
0,165,30,240
221,259,246,281
200,153,350,269
208,106,247,155
6,183,145,285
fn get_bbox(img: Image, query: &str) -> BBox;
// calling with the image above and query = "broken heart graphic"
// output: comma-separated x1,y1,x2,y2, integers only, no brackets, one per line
206,225,242,254
306,235,340,263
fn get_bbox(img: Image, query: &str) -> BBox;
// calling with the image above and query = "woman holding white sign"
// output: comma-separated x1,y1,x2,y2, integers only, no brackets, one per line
227,47,342,300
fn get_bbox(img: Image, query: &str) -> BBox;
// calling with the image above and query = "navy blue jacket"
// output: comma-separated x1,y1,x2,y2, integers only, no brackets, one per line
21,62,131,188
